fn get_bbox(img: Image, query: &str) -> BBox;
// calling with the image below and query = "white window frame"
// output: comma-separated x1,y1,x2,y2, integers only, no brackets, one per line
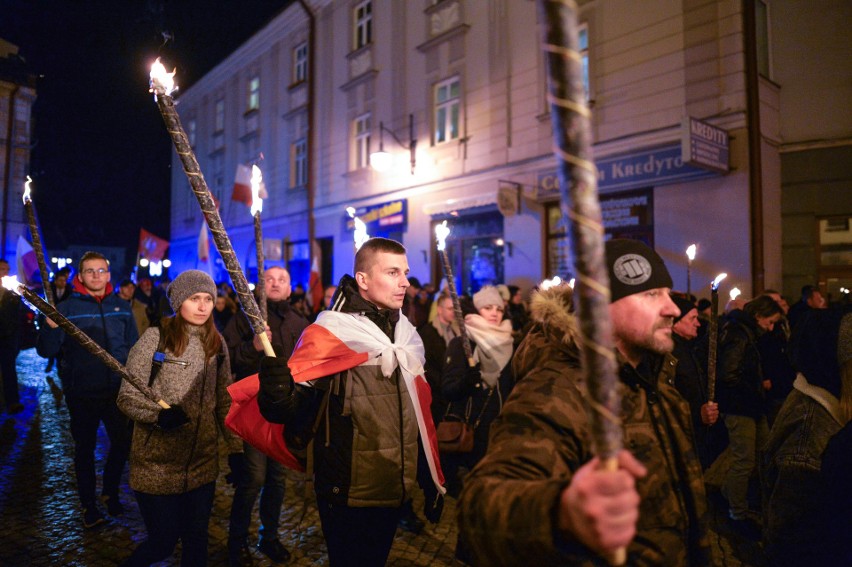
434,77,460,144
353,0,372,50
293,42,308,84
291,138,308,187
214,99,225,132
248,76,260,111
353,113,371,170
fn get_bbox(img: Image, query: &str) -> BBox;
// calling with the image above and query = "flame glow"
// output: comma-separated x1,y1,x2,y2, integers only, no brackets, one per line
149,58,177,99
347,207,370,250
22,176,32,205
686,244,697,261
729,287,741,301
540,276,563,291
250,165,263,216
435,221,450,252
1,275,22,293
711,273,727,291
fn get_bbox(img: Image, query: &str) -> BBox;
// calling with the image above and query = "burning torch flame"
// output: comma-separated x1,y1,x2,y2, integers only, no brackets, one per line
435,220,450,252
347,207,370,250
730,287,742,301
149,58,177,99
686,244,697,262
250,165,263,216
711,273,727,291
1,275,21,293
22,176,32,205
539,276,563,291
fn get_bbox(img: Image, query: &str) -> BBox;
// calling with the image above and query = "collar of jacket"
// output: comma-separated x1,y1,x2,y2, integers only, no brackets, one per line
334,274,400,340
71,277,113,302
267,299,292,319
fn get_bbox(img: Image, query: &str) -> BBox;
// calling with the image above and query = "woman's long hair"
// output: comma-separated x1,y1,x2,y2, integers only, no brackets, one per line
159,310,221,359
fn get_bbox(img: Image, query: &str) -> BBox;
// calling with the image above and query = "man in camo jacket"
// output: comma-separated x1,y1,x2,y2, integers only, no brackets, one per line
459,239,710,566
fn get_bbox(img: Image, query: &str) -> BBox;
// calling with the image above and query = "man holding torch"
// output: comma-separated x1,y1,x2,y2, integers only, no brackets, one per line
37,251,139,528
458,239,710,566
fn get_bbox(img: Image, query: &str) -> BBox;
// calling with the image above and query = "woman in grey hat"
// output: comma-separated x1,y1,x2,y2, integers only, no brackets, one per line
118,270,243,566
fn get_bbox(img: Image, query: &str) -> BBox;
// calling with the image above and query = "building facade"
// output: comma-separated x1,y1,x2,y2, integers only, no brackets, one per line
168,0,848,303
0,38,37,265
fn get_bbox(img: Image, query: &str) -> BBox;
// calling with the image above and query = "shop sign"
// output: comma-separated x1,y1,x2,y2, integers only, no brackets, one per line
536,142,718,198
345,199,407,232
681,117,729,173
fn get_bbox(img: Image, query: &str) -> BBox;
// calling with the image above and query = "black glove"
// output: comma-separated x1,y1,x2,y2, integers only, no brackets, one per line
423,487,445,524
156,405,189,430
466,363,483,388
259,345,294,397
225,452,246,487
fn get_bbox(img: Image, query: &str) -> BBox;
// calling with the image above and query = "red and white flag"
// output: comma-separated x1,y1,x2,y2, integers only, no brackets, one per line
15,236,38,286
232,164,268,206
225,310,445,492
307,241,323,313
138,228,170,262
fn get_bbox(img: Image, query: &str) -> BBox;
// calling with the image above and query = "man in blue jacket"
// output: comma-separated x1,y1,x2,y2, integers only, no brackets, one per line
39,251,138,528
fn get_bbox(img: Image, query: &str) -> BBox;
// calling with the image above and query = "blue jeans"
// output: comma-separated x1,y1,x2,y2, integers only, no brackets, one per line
722,413,769,518
228,442,286,542
125,481,216,566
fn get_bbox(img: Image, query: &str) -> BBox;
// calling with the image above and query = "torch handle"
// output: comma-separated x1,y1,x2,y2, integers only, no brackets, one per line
155,94,269,349
439,250,475,367
707,291,719,402
254,213,267,322
24,201,54,306
20,286,169,408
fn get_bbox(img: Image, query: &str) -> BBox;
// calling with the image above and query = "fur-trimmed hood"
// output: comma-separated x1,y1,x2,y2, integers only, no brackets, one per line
513,284,582,380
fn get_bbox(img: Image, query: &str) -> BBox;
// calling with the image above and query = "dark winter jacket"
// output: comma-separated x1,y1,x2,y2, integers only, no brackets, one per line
417,319,451,424
258,274,424,508
672,332,715,467
37,280,138,398
717,309,767,418
458,285,710,566
224,299,309,380
118,325,242,495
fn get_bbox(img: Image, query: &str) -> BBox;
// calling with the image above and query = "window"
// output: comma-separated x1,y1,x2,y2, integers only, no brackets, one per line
434,77,460,144
579,23,590,100
187,119,197,147
353,114,371,169
214,99,225,132
291,138,308,187
248,76,260,111
354,0,372,50
293,42,308,83
755,0,771,78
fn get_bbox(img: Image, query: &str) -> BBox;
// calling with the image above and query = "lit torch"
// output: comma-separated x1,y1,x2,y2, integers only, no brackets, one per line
686,244,697,298
22,177,54,305
2,275,169,408
538,1,624,562
435,221,475,367
706,273,727,402
250,164,266,321
347,207,370,251
729,287,741,301
149,58,273,357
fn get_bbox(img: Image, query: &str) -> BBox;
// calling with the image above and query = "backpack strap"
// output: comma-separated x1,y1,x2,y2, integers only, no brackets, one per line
148,329,167,388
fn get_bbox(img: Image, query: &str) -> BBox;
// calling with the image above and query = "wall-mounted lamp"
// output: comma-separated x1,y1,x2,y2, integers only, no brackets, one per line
370,113,417,174
495,238,513,257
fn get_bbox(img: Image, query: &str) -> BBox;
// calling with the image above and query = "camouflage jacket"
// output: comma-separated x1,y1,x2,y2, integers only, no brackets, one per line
458,285,710,566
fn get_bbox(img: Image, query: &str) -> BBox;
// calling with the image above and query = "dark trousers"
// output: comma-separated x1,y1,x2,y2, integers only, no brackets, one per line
317,497,401,567
229,442,286,542
0,337,19,407
124,482,216,567
65,394,130,506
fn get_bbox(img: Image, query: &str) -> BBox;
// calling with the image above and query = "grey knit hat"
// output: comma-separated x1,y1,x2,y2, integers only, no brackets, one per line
167,270,217,311
473,285,504,311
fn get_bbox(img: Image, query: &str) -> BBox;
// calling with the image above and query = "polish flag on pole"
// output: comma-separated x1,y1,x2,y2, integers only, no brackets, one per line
15,236,39,286
232,164,268,206
197,221,213,276
307,241,323,314
138,228,170,262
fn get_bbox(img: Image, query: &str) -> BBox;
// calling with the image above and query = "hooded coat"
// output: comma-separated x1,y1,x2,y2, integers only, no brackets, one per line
458,285,710,566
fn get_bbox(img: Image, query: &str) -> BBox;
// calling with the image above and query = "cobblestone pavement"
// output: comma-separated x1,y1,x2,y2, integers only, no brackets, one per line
1,348,764,566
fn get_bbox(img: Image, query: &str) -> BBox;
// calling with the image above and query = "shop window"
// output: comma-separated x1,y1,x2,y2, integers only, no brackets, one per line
817,215,852,304
431,210,504,295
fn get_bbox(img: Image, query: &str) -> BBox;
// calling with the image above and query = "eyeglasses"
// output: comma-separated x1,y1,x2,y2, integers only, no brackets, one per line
82,268,109,276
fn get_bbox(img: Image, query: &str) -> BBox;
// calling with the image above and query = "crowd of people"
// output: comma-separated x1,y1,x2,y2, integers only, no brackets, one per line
1,238,851,566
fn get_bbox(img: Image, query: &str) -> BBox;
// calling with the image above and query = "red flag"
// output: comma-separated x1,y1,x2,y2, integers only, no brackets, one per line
307,241,323,314
138,229,170,262
231,164,252,206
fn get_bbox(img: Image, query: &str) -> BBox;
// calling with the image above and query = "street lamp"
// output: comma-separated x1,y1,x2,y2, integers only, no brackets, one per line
370,113,417,174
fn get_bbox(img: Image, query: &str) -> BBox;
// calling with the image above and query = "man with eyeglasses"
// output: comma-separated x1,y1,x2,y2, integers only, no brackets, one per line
38,251,138,528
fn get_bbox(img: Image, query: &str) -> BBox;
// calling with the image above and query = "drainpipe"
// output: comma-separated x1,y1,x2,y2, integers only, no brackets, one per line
297,0,317,280
2,85,19,259
743,0,764,294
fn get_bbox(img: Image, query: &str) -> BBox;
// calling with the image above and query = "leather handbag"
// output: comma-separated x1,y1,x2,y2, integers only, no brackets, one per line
437,418,474,453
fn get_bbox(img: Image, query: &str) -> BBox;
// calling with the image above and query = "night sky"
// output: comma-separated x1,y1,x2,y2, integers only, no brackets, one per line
1,0,290,266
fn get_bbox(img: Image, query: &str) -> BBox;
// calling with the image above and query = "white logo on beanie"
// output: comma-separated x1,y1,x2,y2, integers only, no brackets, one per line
613,254,652,286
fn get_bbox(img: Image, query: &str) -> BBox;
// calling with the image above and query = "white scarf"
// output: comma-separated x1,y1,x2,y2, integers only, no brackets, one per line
464,314,513,387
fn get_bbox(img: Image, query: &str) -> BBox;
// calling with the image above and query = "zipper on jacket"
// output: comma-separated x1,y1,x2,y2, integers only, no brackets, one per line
163,359,190,368
396,370,406,504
